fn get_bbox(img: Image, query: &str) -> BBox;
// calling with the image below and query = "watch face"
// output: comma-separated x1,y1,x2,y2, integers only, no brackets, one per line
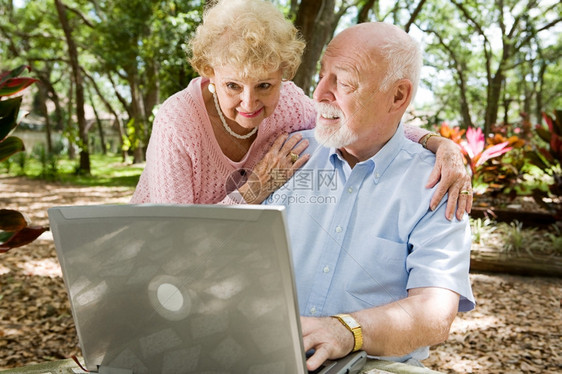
341,315,360,329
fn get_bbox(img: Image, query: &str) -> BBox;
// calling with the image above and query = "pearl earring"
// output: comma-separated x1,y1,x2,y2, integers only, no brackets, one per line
208,83,216,94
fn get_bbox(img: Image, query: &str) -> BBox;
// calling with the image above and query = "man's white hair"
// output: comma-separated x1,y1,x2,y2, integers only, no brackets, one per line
378,31,423,100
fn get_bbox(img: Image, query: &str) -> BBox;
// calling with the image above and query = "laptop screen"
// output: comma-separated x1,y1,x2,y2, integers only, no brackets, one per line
49,204,307,373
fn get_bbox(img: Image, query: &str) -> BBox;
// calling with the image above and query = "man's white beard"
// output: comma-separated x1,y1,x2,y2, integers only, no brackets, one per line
314,103,358,148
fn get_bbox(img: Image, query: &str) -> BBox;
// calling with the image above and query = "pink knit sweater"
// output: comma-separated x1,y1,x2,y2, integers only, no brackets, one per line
131,77,427,204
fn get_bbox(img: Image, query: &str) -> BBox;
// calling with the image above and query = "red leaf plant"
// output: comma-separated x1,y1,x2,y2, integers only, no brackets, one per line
459,127,513,175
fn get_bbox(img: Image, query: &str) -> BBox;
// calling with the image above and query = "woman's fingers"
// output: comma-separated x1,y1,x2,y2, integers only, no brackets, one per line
244,132,311,203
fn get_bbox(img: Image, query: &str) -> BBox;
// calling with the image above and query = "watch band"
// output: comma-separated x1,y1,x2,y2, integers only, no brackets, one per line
420,132,440,149
332,314,363,352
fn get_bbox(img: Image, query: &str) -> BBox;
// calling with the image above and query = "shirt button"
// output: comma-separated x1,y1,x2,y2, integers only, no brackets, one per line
310,307,317,315
323,266,330,273
376,173,380,178
335,226,342,233
347,187,353,193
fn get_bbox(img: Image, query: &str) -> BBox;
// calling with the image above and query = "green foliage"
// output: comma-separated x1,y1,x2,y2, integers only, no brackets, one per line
470,218,560,257
32,143,59,180
437,122,525,197
2,157,12,174
501,221,528,256
494,220,561,257
524,111,562,218
13,150,27,175
1,153,144,187
546,225,562,254
0,65,46,253
417,0,561,128
471,217,496,245
0,65,38,162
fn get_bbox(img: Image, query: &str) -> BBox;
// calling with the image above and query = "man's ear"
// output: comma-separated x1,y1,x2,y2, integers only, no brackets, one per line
390,79,413,113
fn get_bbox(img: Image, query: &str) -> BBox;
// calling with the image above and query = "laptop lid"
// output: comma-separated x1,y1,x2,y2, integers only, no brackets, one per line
48,204,366,374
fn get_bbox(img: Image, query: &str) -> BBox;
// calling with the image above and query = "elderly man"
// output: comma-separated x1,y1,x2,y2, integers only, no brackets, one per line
265,22,475,371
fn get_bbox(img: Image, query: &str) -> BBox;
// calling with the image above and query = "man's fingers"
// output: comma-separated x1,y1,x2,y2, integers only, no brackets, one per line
306,346,330,372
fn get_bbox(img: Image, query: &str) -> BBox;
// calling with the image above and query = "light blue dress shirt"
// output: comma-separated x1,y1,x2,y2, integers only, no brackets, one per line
264,123,475,362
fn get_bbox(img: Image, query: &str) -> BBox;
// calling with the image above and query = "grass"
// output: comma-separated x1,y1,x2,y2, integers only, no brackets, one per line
1,153,144,187
471,217,562,256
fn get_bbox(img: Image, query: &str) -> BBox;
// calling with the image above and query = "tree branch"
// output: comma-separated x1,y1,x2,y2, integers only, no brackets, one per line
63,3,95,28
404,0,428,33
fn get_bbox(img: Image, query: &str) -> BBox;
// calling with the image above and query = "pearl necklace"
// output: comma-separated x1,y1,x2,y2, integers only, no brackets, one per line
208,83,258,140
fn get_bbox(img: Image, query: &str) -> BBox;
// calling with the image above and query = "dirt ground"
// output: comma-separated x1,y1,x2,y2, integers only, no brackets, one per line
0,176,561,373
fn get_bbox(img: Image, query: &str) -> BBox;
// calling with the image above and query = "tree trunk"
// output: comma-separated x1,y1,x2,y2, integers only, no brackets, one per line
44,80,64,132
37,81,53,154
456,63,474,129
127,68,147,164
34,65,65,132
83,69,127,162
54,0,90,174
90,93,107,155
484,69,503,137
293,0,337,95
143,60,160,147
66,75,76,160
535,61,546,124
425,28,474,129
144,60,160,120
357,0,377,23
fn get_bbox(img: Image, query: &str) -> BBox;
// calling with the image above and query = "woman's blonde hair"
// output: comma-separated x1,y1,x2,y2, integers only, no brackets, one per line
188,0,305,79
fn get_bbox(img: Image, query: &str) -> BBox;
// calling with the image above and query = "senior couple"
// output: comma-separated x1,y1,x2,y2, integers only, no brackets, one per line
131,0,475,370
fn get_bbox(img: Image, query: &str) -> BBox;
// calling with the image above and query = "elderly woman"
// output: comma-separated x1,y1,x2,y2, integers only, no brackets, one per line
131,0,472,220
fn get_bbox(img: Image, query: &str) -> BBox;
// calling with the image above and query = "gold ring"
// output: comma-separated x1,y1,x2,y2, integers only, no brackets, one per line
290,152,299,163
460,190,471,195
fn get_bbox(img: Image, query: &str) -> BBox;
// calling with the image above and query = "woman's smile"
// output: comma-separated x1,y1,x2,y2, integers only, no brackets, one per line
238,107,264,118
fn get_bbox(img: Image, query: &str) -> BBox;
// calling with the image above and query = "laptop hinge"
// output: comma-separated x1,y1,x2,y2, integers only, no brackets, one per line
97,366,134,374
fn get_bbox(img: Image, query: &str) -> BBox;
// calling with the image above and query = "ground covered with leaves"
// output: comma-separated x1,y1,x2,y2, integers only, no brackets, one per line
1,176,561,373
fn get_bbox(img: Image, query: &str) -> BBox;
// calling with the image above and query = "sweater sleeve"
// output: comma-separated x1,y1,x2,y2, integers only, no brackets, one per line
404,124,429,143
281,82,317,133
130,96,200,204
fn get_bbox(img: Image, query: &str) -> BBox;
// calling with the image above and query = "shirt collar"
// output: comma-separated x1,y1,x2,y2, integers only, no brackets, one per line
328,122,407,183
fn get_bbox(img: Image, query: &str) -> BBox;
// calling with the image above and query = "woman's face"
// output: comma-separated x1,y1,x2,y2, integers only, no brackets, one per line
210,66,283,130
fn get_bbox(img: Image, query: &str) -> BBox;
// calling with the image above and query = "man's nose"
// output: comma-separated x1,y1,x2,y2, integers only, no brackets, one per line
313,78,334,102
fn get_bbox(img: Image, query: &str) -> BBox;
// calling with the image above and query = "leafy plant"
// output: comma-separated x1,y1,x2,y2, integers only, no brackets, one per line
13,149,28,175
0,65,47,253
471,217,496,245
476,132,527,198
524,111,562,220
546,225,562,254
460,126,513,175
32,143,59,180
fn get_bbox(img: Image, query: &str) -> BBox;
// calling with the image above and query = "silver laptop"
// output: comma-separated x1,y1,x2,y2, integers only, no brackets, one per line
48,204,366,374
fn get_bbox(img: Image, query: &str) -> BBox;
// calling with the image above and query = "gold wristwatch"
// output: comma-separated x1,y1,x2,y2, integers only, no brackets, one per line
332,313,363,352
